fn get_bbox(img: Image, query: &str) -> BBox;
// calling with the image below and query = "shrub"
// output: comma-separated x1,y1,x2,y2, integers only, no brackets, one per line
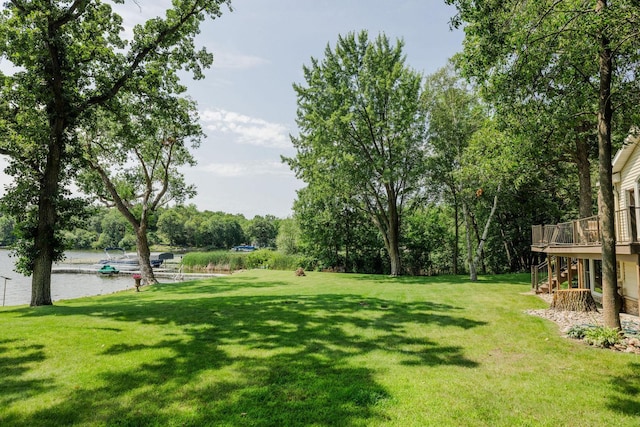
583,326,621,348
246,249,272,269
566,324,592,339
245,249,303,271
296,255,318,271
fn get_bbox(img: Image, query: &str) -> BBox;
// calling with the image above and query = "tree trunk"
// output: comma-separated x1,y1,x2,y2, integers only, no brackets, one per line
464,189,500,282
388,243,401,276
470,211,487,273
31,116,65,305
596,0,621,329
30,244,53,306
596,0,621,330
136,224,158,285
462,202,476,281
31,152,60,306
499,222,513,270
575,132,593,218
344,209,350,273
453,191,459,275
373,185,402,277
345,242,350,273
551,289,598,312
31,16,69,306
387,199,401,276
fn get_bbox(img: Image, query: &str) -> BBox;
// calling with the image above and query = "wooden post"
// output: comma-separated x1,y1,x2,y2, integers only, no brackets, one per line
630,206,638,243
555,256,560,292
567,257,573,288
578,259,584,289
548,256,554,295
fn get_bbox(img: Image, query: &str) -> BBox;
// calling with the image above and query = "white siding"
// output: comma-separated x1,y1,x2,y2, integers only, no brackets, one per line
617,144,640,241
619,143,640,208
622,261,639,299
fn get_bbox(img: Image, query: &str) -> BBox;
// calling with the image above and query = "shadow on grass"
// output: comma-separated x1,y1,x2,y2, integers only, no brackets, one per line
6,282,486,426
350,274,464,285
0,339,52,408
477,273,531,285
607,362,640,417
148,276,290,295
350,272,530,286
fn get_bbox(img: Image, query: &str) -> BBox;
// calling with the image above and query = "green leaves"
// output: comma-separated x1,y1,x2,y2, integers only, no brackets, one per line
288,31,428,275
0,1,231,287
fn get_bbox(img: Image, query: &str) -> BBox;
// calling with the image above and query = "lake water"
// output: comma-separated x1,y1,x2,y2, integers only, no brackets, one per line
0,250,141,307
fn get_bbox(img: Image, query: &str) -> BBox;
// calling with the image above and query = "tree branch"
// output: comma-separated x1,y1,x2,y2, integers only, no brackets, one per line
82,1,207,111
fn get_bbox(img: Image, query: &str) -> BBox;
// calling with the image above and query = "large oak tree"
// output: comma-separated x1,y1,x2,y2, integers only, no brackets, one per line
0,0,231,306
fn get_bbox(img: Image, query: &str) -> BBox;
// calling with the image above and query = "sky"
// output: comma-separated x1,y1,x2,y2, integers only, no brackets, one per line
0,0,465,219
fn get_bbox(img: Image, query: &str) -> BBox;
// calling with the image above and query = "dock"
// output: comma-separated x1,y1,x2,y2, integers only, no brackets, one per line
51,266,226,280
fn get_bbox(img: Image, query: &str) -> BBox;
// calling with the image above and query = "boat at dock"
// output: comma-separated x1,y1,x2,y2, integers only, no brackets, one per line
92,248,174,272
98,265,119,275
93,248,139,272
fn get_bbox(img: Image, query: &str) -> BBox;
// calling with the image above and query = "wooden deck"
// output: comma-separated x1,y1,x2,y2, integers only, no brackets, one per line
531,209,640,255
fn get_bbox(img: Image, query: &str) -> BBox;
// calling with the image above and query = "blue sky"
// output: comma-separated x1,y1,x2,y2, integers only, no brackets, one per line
181,0,465,218
1,1,465,218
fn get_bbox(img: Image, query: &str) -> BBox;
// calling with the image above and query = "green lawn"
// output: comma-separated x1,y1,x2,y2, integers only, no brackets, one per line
1,271,639,426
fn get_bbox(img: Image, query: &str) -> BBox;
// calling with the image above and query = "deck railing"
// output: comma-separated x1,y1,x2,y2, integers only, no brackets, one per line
530,208,640,246
530,260,549,291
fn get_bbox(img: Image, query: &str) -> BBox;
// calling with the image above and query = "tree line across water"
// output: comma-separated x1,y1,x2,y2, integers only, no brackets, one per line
0,207,276,254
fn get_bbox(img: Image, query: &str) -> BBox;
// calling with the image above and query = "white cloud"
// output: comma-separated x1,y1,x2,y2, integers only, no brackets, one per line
109,1,171,41
200,160,293,178
214,51,269,70
201,108,291,149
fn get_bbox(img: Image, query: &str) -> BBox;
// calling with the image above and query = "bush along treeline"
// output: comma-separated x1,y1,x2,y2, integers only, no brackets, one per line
171,204,464,275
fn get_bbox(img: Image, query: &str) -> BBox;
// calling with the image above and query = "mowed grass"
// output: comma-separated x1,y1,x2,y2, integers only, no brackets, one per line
1,271,639,426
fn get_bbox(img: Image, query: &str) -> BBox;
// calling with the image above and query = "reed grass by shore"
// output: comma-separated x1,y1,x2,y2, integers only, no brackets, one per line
181,249,303,272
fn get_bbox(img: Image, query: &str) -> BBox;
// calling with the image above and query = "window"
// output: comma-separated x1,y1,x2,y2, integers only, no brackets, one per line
584,259,602,294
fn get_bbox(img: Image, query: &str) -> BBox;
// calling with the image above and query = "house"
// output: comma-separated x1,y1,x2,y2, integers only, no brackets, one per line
531,132,640,316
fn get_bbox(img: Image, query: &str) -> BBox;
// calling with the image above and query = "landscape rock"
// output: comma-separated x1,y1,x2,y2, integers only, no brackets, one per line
524,291,640,354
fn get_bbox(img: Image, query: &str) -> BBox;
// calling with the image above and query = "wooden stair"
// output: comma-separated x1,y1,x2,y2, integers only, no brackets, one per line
537,259,578,294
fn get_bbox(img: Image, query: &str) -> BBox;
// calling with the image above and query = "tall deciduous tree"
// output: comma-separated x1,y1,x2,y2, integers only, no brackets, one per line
458,121,523,281
78,93,201,285
424,63,485,274
447,0,640,328
157,208,188,247
0,0,231,306
286,31,428,276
